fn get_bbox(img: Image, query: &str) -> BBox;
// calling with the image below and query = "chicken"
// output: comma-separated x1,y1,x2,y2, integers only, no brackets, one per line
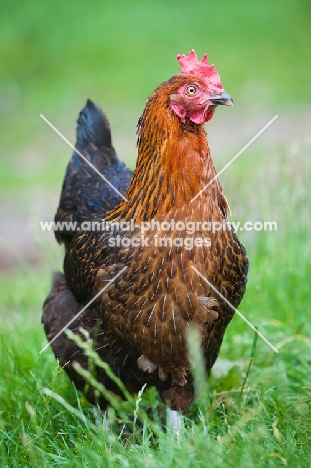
43,50,248,419
54,99,132,250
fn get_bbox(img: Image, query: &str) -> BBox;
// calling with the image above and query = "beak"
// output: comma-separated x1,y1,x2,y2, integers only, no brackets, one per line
209,92,233,106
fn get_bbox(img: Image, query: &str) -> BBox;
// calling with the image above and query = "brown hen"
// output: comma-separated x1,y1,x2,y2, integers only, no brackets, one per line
43,50,248,419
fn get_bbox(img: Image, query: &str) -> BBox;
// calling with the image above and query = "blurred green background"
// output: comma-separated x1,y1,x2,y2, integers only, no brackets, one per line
1,0,311,190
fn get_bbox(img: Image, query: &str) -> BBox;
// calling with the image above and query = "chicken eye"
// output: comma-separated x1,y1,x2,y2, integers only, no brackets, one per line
186,85,197,96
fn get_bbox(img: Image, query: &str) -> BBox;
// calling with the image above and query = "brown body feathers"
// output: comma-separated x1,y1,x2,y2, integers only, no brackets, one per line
43,59,248,414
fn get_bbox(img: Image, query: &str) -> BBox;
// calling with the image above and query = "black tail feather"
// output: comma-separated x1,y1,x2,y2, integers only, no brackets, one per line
76,99,112,148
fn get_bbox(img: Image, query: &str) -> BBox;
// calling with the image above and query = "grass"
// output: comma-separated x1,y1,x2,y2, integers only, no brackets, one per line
1,0,311,466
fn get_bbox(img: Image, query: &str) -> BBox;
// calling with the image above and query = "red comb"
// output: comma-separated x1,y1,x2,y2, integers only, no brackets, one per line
177,49,223,89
